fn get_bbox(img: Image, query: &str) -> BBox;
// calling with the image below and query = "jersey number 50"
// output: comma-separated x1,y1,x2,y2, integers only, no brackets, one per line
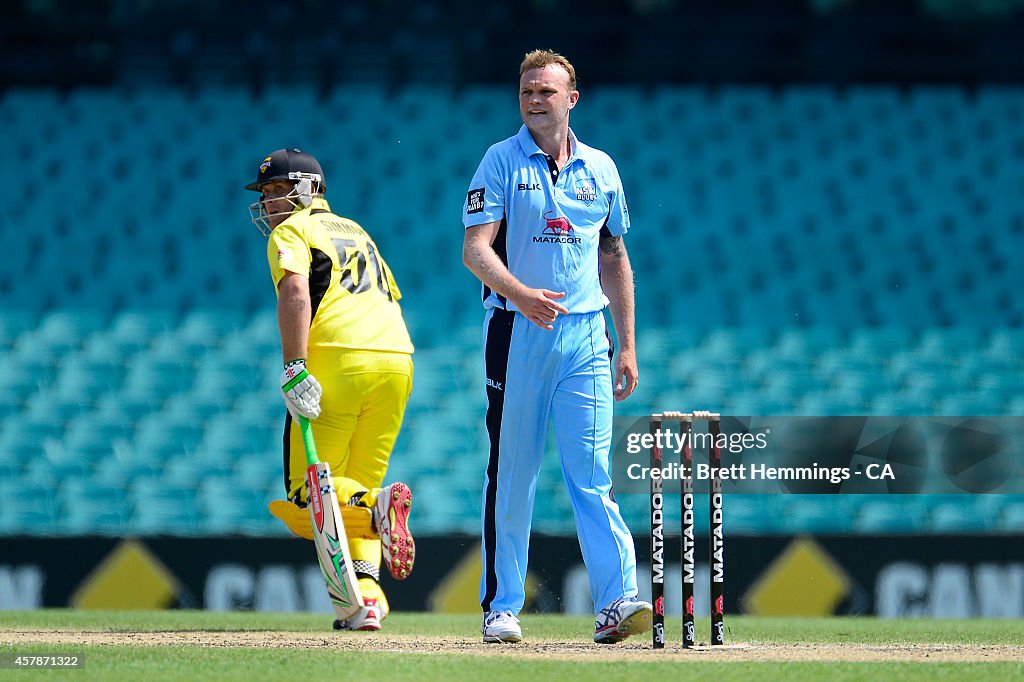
331,238,395,302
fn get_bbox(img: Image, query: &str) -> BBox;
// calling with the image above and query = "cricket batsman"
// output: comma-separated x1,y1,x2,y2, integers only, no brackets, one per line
246,148,416,631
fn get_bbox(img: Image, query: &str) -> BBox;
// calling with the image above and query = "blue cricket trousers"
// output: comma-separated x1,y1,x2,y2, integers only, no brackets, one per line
480,307,639,615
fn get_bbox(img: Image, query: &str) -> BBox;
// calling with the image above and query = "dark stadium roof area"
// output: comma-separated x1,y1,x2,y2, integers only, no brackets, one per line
2,0,1023,89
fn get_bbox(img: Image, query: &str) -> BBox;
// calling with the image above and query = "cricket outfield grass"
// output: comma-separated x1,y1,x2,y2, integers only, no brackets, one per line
2,612,1022,681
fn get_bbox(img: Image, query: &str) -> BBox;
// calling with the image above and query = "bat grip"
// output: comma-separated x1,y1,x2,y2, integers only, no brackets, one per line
298,416,319,466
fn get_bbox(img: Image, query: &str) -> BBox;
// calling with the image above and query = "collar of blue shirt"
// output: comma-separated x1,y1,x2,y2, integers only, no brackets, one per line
515,125,589,166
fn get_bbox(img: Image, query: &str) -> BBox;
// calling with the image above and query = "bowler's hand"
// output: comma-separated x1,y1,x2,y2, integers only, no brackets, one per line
613,349,638,401
511,288,569,330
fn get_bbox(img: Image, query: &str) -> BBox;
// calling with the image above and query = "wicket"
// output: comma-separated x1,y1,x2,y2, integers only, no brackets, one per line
649,411,725,649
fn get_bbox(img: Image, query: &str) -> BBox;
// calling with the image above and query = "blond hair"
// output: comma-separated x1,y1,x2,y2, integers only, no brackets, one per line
519,49,577,90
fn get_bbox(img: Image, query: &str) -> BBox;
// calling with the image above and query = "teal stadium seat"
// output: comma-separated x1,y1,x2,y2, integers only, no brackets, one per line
854,498,929,534
56,479,127,535
784,498,856,533
107,311,177,350
121,356,196,401
160,391,234,421
230,394,286,424
22,439,94,485
130,414,205,459
0,311,39,349
724,497,785,534
90,441,164,487
51,356,124,401
221,310,280,358
929,497,996,532
176,310,249,348
126,479,197,535
998,501,1024,531
93,392,158,424
231,456,281,493
0,480,56,535
199,417,278,459
191,357,265,398
0,359,55,407
870,391,937,416
63,417,129,463
196,476,270,535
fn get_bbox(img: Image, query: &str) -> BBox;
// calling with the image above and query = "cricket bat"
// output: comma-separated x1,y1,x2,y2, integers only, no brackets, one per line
298,416,364,621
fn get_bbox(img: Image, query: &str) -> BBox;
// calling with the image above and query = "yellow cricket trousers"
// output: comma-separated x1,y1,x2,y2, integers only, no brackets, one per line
284,349,413,582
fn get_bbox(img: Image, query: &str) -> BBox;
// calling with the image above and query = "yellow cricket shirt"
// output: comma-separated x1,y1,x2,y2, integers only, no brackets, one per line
267,198,414,354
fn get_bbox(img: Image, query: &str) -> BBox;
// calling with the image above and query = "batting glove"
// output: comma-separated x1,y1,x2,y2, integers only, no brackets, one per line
281,359,322,420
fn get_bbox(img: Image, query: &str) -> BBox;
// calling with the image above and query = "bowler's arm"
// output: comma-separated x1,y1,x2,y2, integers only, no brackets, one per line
462,221,525,306
463,222,568,330
599,230,638,400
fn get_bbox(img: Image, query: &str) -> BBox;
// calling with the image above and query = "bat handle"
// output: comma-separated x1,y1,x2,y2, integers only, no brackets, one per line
298,416,319,466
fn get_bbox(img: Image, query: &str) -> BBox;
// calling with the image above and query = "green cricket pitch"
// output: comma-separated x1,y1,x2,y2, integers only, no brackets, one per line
2,612,1022,681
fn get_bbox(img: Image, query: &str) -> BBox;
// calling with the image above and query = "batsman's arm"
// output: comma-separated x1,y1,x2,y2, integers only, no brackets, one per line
277,272,311,363
277,271,322,419
599,230,638,400
463,222,569,330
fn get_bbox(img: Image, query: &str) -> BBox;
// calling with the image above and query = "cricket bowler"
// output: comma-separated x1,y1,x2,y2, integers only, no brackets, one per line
462,51,652,644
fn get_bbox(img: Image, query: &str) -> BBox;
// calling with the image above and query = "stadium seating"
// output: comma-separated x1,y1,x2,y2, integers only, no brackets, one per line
2,84,1023,536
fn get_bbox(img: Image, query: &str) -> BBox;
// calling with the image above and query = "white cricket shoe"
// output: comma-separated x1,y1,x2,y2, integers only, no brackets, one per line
373,482,414,580
333,598,383,632
481,610,522,643
594,597,654,644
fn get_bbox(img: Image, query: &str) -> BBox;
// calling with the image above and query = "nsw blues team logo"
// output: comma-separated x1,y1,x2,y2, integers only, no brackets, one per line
575,177,597,206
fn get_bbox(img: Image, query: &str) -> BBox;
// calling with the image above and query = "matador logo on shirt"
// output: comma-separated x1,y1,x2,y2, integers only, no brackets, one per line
533,212,582,244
